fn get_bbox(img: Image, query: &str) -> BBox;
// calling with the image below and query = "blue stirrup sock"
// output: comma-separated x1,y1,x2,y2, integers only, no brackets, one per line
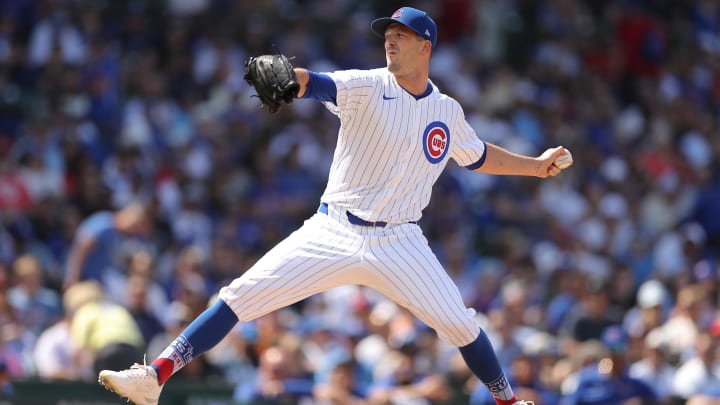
151,299,238,384
459,330,517,403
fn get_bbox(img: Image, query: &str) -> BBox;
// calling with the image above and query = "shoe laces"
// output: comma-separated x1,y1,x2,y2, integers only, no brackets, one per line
124,356,156,381
124,364,154,380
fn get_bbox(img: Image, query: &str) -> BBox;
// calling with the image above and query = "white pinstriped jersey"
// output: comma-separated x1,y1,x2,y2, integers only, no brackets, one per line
320,68,486,223
219,68,486,349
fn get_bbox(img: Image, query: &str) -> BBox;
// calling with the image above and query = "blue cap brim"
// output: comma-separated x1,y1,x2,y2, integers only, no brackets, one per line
371,17,396,38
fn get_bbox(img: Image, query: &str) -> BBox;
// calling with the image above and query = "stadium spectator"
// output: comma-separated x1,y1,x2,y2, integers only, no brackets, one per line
561,278,619,344
7,253,61,336
63,280,144,378
123,272,164,350
672,326,720,400
627,328,676,401
561,325,657,405
313,359,367,404
32,300,78,381
367,344,451,405
62,201,151,289
622,278,671,339
245,345,314,405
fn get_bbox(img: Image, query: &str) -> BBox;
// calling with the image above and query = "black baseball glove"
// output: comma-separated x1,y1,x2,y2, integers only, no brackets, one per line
244,54,300,113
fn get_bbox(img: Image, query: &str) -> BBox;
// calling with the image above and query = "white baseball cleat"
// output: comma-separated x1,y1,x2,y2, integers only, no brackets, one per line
512,401,535,405
98,363,163,405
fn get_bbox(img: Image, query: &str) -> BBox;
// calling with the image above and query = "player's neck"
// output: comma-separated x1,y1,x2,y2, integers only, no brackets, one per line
393,70,429,96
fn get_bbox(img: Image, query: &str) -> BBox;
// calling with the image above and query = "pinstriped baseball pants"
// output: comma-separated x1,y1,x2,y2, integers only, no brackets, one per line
218,205,481,347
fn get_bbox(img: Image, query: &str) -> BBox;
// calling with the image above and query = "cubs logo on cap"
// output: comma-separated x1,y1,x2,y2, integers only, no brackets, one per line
371,7,438,48
422,121,450,164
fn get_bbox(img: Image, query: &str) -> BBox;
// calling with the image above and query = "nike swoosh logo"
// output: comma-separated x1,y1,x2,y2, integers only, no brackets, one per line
383,95,397,100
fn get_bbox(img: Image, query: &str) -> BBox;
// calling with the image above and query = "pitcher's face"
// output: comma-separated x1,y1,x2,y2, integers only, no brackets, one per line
384,24,427,75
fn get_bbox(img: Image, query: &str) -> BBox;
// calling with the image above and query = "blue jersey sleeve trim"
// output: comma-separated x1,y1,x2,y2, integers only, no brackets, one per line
465,140,488,170
302,71,337,104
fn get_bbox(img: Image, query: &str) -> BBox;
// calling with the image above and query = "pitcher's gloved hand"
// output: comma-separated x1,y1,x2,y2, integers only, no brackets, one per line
244,54,300,113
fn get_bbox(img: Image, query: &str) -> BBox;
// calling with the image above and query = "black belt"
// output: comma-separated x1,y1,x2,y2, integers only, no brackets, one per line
318,203,416,227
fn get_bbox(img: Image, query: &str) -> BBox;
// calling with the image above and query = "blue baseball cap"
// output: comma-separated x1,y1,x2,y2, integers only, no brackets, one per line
602,325,628,354
371,7,437,48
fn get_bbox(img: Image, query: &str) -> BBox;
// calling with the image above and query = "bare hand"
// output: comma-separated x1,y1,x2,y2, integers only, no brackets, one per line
536,146,571,178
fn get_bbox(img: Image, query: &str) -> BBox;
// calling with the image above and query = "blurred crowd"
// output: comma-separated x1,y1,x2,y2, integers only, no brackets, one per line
0,0,719,404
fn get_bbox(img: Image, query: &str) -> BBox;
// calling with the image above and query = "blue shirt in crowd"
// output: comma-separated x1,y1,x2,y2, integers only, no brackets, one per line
71,212,122,282
562,366,657,405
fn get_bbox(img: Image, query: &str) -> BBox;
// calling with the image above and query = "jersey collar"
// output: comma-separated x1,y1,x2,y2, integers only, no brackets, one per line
399,80,433,100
